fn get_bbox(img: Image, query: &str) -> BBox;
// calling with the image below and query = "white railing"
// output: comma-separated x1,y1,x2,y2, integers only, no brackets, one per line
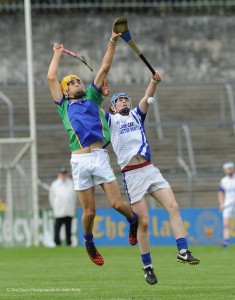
177,124,197,207
0,91,14,137
220,83,235,135
146,92,164,140
152,94,164,140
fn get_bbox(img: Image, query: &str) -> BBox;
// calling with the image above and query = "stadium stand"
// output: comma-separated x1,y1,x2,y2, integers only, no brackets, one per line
0,83,234,209
0,0,235,14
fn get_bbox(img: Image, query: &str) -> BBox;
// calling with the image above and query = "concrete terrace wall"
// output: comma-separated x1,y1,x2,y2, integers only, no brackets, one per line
0,12,235,86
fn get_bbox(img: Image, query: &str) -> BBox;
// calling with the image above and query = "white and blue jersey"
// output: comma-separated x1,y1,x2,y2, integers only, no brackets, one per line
105,106,151,169
219,174,235,207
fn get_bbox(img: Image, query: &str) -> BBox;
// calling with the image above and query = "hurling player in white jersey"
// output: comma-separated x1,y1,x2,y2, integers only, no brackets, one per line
218,161,235,247
104,71,200,285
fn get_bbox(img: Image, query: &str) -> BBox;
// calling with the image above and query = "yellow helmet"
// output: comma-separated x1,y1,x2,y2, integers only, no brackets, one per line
60,74,83,94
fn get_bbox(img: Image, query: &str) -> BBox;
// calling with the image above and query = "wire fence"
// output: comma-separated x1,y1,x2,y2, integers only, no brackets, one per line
0,0,235,14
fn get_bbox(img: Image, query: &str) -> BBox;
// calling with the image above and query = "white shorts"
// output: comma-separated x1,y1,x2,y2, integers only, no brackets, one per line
223,203,235,218
70,149,116,191
122,164,170,204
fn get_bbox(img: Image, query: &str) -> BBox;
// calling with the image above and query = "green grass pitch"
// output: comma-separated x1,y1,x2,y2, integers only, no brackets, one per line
0,245,234,300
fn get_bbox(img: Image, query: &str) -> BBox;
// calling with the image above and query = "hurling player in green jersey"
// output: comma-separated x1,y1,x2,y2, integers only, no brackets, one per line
48,28,138,266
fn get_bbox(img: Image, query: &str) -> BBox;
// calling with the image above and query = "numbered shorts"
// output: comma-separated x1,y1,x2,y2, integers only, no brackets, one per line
122,164,170,205
70,149,116,191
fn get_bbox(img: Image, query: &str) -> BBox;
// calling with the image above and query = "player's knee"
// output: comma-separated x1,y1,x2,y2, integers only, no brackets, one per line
139,216,149,231
168,201,180,214
83,210,96,221
110,199,124,211
223,221,230,229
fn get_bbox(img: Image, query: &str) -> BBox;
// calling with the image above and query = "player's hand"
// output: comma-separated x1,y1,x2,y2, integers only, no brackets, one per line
101,79,110,97
111,31,122,42
152,70,162,84
219,204,224,211
53,43,64,55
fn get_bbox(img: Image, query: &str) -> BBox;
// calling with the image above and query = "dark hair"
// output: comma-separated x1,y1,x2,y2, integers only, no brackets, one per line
109,107,116,114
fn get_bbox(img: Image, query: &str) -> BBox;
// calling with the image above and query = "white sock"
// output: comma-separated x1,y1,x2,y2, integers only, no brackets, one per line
179,249,187,255
144,264,153,269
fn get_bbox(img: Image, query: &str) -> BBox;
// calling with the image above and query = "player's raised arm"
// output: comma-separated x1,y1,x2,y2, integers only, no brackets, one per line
94,31,121,89
101,79,110,104
47,43,64,101
139,70,161,114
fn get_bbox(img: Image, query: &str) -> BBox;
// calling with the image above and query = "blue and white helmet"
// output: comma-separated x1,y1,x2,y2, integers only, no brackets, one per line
110,92,131,107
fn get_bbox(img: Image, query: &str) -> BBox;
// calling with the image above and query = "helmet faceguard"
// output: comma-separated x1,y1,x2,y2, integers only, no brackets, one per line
110,92,132,115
